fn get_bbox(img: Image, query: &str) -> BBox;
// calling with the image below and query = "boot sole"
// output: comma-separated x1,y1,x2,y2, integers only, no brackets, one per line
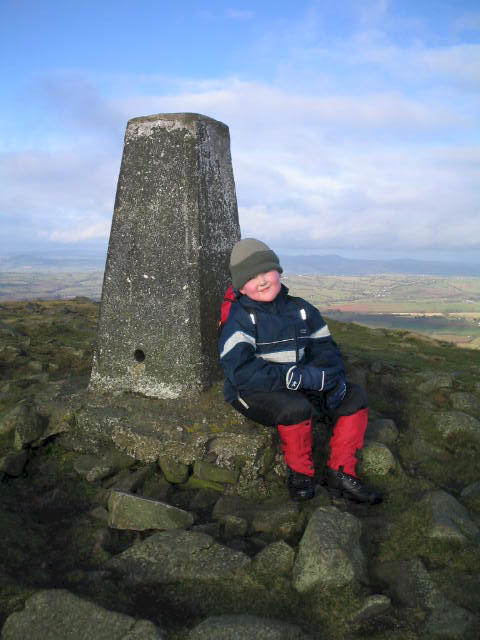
326,484,381,505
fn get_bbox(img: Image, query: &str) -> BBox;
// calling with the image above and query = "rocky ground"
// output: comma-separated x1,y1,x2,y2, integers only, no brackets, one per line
0,299,480,639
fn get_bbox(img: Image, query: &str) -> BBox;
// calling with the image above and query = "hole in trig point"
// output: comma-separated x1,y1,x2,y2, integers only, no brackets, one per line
134,349,146,363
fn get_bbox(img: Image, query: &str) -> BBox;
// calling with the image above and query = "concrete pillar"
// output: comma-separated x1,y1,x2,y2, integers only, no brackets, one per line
90,113,240,398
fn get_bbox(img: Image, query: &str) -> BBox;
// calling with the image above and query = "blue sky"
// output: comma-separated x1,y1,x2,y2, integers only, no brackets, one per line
1,0,479,262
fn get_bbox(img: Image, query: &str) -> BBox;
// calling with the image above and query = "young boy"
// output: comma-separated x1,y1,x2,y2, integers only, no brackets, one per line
219,238,381,503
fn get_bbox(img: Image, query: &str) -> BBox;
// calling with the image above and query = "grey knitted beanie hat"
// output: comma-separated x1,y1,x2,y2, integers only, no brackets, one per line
230,238,283,289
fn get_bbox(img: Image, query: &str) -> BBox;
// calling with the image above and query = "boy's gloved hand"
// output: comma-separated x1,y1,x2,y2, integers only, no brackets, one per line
286,364,342,392
325,378,347,410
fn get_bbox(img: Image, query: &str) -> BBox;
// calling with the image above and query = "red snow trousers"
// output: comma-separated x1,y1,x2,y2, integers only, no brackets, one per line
277,420,314,477
230,384,368,477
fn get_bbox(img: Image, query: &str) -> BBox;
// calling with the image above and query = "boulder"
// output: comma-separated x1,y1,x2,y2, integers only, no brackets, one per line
189,489,220,511
450,392,480,414
0,450,28,476
218,514,248,539
213,495,303,539
461,481,480,511
351,594,391,623
107,490,194,531
1,588,166,639
433,411,480,445
359,441,397,476
425,604,479,639
292,506,367,592
193,460,239,485
365,418,399,446
461,481,480,499
0,403,30,436
417,371,455,393
376,558,478,639
421,489,480,544
157,455,189,483
107,529,250,585
187,614,312,639
73,455,116,483
253,541,295,578
104,464,154,493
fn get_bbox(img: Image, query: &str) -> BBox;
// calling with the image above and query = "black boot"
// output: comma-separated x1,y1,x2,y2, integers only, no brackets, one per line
288,469,315,501
325,467,381,504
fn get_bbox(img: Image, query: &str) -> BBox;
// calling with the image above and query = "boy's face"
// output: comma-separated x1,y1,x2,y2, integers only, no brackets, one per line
239,269,281,302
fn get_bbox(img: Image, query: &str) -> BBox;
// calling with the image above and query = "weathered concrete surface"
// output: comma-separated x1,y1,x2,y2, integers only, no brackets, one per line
64,385,284,497
90,113,240,399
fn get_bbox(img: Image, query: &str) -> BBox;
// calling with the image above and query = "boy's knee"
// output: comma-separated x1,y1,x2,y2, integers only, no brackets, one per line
334,382,367,416
276,398,312,425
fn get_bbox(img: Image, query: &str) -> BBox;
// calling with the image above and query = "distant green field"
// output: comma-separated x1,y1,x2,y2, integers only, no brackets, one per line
1,270,480,348
284,273,480,349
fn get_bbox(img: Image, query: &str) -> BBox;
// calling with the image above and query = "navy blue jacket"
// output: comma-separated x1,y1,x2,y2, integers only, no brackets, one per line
218,285,344,403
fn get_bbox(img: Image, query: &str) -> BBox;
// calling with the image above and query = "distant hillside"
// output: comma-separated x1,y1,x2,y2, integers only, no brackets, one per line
0,253,106,272
1,252,479,277
281,254,480,277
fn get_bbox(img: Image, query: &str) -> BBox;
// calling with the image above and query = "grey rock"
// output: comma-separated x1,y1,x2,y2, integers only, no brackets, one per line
0,403,30,436
379,556,478,637
157,455,189,483
422,489,480,543
213,495,302,539
352,594,391,623
107,529,250,585
191,522,220,537
380,557,446,609
89,113,240,399
292,506,367,592
107,490,194,531
433,411,480,444
3,400,50,449
250,501,303,538
89,506,109,523
1,588,165,639
193,460,239,485
73,455,116,483
359,441,397,476
0,450,28,476
219,514,248,539
365,418,399,445
450,392,480,414
208,429,275,492
140,474,172,501
189,489,220,510
213,494,265,521
418,371,455,393
425,604,479,639
27,360,43,373
253,541,295,578
104,465,154,493
461,481,480,499
188,614,312,639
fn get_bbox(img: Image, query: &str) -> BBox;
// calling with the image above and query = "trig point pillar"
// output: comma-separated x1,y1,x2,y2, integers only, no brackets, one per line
90,113,240,399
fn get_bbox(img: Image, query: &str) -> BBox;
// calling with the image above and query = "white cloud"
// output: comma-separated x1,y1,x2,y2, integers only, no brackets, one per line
2,3,480,258
48,220,111,243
